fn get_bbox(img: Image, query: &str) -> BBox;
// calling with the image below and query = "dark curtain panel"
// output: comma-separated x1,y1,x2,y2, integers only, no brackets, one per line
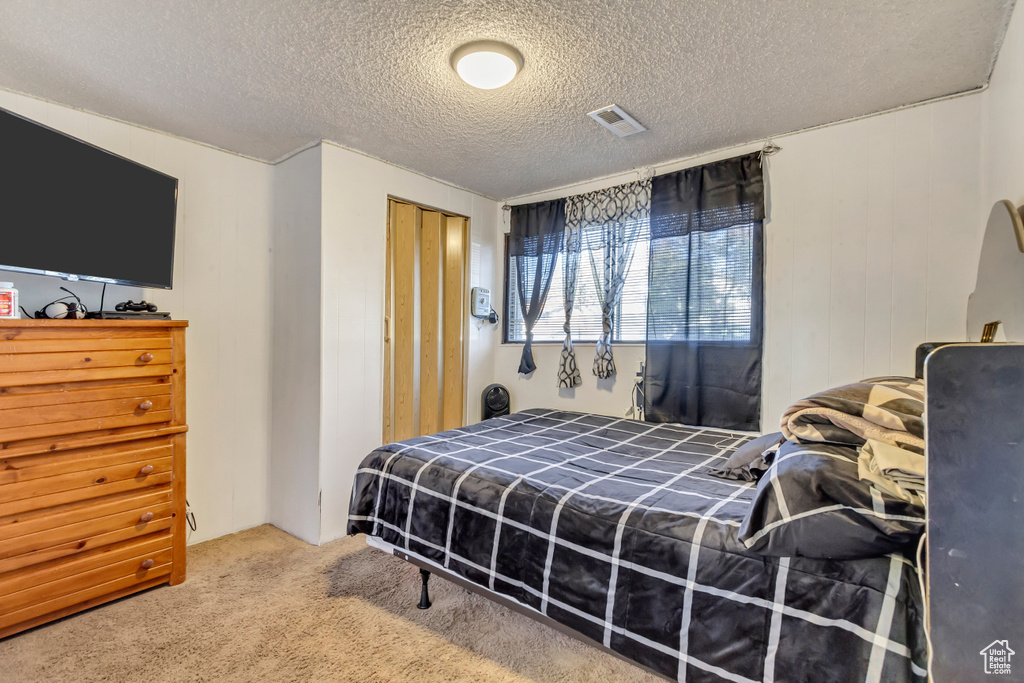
510,199,566,374
644,152,766,431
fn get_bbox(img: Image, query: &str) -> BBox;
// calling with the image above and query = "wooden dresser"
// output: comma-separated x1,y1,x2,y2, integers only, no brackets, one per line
0,320,187,638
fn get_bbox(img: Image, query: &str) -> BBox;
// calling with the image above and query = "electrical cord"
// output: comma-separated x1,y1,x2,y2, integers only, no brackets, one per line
471,307,499,324
26,287,88,319
916,532,933,679
186,498,197,532
631,373,645,420
185,498,197,544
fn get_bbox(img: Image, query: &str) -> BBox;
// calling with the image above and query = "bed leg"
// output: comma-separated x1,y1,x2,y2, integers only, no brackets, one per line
418,569,432,610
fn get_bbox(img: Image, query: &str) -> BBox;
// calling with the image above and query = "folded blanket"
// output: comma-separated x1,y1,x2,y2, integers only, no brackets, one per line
858,439,926,505
781,376,925,454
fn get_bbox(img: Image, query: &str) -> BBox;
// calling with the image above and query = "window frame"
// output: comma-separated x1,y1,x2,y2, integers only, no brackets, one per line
502,232,514,344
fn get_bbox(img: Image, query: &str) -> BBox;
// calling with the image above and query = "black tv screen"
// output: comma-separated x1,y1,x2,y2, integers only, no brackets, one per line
0,107,178,289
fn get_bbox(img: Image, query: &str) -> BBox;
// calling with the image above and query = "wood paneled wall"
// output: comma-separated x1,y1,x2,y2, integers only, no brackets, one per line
763,94,983,425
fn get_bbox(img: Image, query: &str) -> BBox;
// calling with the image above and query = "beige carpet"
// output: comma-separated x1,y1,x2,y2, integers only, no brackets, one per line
1,525,663,683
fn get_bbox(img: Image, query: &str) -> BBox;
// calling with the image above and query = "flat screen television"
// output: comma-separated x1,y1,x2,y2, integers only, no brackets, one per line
0,107,178,289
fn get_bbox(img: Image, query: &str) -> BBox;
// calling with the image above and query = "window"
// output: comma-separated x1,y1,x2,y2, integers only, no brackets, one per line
504,221,755,344
505,221,650,343
646,223,755,343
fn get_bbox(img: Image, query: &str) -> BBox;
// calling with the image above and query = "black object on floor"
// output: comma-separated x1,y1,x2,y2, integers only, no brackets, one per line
418,569,431,610
482,384,510,420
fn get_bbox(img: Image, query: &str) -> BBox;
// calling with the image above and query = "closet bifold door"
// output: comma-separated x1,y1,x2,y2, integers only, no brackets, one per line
383,199,467,444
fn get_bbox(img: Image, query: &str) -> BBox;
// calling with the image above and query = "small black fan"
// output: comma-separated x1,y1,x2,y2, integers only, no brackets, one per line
482,384,510,420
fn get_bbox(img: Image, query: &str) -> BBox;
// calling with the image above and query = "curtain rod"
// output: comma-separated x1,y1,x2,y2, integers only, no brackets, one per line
504,139,782,211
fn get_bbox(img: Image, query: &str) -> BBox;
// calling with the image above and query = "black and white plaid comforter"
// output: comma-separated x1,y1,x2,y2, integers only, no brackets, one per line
348,409,926,682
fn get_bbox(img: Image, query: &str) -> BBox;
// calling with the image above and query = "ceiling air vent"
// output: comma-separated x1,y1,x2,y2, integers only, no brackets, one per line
588,105,646,138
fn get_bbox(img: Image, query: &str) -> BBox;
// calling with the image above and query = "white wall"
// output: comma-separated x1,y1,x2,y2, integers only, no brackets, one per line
494,342,645,419
318,142,501,543
0,90,275,545
269,145,323,544
497,93,987,432
762,96,983,426
983,0,1024,213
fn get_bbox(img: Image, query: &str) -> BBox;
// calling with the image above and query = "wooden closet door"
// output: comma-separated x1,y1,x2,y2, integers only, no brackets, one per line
390,201,418,443
419,210,442,436
383,200,467,444
442,215,466,431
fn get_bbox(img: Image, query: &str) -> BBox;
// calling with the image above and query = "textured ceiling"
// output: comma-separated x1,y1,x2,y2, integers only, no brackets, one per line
0,1,1015,199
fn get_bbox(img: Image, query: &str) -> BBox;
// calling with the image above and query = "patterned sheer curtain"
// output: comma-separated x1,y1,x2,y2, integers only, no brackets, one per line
557,218,583,387
557,180,651,383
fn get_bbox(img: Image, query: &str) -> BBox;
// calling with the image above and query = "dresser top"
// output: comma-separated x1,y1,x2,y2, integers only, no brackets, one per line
0,319,188,328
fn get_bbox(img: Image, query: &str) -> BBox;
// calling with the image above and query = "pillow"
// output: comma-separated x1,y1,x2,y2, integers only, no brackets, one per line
780,376,925,454
737,439,925,560
707,432,784,481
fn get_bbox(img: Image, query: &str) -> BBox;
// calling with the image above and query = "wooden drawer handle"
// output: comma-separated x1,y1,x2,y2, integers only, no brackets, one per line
138,400,154,411
140,559,155,570
139,512,154,523
139,352,154,363
138,465,155,476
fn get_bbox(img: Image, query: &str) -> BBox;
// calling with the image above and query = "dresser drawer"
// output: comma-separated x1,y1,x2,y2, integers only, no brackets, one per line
0,379,171,403
0,392,172,444
0,531,171,598
0,487,172,544
0,533,172,603
0,451,172,518
0,438,172,485
0,545,172,631
0,342,173,389
0,515,173,575
0,337,172,355
0,498,172,565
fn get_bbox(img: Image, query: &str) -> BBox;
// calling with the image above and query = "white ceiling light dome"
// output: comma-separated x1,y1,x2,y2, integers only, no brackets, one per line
451,41,524,90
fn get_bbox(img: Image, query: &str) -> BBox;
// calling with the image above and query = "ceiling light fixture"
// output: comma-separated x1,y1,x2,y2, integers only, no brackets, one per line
451,41,523,90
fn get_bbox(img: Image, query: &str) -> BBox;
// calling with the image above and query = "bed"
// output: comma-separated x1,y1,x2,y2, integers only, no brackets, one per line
348,408,927,683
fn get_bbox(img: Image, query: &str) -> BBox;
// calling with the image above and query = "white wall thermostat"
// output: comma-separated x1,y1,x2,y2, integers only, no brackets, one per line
471,287,491,317
470,287,498,324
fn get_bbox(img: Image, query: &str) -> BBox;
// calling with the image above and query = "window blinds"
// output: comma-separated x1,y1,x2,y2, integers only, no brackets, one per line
645,222,755,343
